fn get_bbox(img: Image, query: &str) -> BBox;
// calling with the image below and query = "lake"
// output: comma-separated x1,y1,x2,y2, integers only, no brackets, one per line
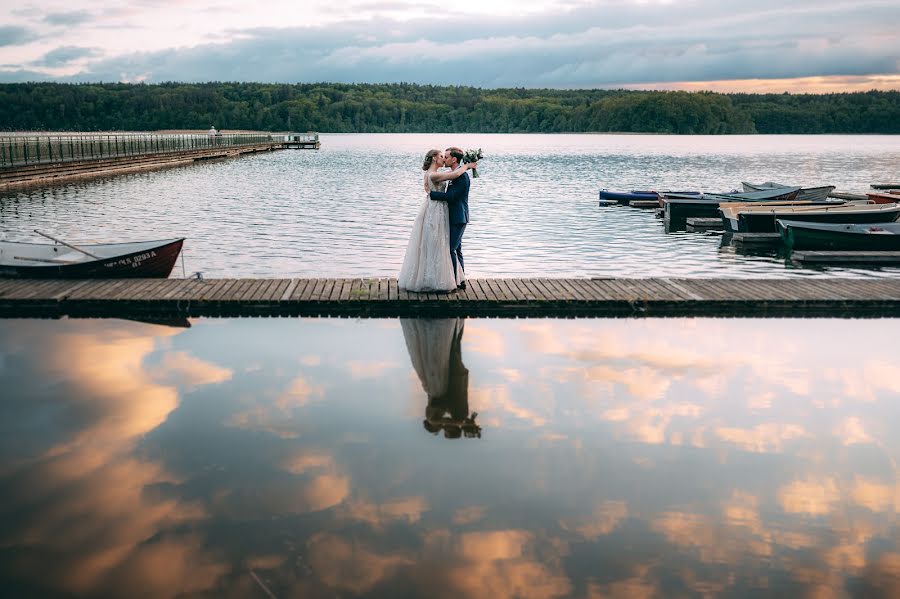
1,316,899,597
1,133,899,279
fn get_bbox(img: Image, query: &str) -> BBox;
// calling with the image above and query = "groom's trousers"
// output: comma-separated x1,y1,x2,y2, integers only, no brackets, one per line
450,224,466,283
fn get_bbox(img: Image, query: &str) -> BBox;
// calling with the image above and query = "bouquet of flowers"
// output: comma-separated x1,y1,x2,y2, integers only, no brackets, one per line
463,148,483,178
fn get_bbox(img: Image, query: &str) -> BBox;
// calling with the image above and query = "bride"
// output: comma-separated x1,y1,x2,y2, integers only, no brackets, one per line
399,149,476,292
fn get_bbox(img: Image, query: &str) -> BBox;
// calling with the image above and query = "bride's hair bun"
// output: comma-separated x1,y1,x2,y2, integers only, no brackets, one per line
422,149,440,170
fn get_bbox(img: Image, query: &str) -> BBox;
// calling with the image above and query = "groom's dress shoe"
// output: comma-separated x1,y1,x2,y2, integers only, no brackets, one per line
458,282,466,290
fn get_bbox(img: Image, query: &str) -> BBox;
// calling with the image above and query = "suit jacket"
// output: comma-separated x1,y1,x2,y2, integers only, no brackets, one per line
430,170,470,225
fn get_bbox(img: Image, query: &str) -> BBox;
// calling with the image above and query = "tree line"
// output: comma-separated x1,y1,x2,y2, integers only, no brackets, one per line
1,82,898,134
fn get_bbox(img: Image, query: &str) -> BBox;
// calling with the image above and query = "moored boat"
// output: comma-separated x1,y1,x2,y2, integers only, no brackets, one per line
720,202,900,233
778,220,900,252
741,182,836,202
866,192,900,204
599,190,659,205
599,190,700,206
0,237,185,278
661,187,802,228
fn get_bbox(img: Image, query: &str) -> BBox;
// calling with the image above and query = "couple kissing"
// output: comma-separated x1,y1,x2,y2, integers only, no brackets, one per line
398,147,477,293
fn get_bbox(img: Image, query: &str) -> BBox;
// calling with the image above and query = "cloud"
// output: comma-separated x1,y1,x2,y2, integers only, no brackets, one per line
0,25,39,47
2,0,897,89
43,10,94,26
31,45,102,67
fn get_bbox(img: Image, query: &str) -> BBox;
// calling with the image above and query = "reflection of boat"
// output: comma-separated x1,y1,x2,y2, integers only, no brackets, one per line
779,220,900,252
0,237,185,278
401,318,480,439
742,182,835,202
124,316,192,329
720,203,900,233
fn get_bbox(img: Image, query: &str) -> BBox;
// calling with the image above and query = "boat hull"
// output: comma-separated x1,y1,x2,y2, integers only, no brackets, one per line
780,222,900,252
664,199,724,228
599,190,659,205
734,208,900,233
742,182,835,202
0,238,184,279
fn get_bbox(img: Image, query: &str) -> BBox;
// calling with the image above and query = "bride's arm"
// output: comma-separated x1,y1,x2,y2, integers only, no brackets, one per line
429,162,476,183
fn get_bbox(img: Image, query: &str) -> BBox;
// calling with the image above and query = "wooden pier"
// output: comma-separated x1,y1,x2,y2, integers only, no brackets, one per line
1,277,900,319
0,132,319,190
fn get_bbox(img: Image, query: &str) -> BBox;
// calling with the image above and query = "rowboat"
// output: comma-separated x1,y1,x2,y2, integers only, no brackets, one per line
778,220,900,252
661,187,801,227
741,182,836,202
599,190,659,205
866,192,900,204
0,236,185,278
599,190,700,206
720,202,900,233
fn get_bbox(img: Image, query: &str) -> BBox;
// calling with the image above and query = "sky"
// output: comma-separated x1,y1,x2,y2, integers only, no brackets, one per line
1,0,899,93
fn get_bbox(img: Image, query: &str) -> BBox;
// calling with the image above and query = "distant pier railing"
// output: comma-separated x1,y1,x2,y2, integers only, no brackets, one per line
0,132,319,168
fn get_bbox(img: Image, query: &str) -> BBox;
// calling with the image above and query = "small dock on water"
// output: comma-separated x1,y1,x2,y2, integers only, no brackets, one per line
0,131,319,190
2,277,900,318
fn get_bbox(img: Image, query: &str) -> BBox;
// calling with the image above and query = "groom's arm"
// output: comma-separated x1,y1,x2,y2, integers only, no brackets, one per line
429,178,467,203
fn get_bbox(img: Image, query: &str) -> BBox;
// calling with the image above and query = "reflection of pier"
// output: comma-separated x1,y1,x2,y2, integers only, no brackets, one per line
0,131,319,190
2,277,900,319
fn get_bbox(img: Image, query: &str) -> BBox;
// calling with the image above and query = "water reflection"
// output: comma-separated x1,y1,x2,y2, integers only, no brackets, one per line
402,319,481,439
1,317,900,597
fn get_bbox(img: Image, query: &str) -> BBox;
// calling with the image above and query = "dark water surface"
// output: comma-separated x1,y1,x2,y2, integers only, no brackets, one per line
1,134,899,278
2,316,900,597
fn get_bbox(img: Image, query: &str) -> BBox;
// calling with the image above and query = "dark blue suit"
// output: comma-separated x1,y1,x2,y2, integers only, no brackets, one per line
430,171,469,283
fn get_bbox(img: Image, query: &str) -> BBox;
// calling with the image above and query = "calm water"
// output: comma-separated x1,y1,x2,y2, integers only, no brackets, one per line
1,134,900,278
2,316,900,597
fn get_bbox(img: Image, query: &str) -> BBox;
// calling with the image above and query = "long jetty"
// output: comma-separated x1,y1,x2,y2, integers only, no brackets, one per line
1,277,899,319
0,132,319,190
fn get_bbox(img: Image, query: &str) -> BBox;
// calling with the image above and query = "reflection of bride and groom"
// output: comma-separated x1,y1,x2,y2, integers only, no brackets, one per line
401,318,481,439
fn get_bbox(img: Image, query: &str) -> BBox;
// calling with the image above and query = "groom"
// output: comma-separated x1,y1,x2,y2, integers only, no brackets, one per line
430,147,471,290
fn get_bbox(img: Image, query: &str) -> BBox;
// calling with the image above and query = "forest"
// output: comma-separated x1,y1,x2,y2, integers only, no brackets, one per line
1,82,898,134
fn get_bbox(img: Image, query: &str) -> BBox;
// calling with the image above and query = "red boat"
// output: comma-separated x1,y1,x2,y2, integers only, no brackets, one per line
0,237,185,278
866,192,900,204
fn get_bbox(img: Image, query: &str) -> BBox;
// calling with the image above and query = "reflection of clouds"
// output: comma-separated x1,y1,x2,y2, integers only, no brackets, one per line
779,477,841,515
149,350,232,390
559,500,628,540
471,384,548,429
343,496,429,528
275,450,349,513
0,320,227,596
464,324,506,357
424,529,572,599
586,566,657,599
826,361,900,403
454,505,487,525
835,416,875,446
347,359,402,379
307,533,413,595
852,477,899,513
601,403,702,445
715,423,808,453
299,354,321,366
228,376,325,438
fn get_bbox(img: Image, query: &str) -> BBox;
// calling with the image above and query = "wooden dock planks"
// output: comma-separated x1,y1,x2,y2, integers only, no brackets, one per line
1,277,900,318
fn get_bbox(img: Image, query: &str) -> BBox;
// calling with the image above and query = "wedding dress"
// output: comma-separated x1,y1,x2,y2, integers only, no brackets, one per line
398,173,459,292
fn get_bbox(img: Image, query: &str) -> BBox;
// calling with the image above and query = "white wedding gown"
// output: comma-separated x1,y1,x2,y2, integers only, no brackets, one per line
398,173,462,292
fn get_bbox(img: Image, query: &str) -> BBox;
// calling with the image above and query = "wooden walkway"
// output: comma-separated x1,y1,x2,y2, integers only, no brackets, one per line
1,278,900,318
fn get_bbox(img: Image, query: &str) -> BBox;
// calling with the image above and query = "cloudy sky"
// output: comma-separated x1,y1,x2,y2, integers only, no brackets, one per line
2,0,899,92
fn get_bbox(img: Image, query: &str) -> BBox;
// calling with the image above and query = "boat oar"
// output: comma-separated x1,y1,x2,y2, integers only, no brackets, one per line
34,229,100,260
